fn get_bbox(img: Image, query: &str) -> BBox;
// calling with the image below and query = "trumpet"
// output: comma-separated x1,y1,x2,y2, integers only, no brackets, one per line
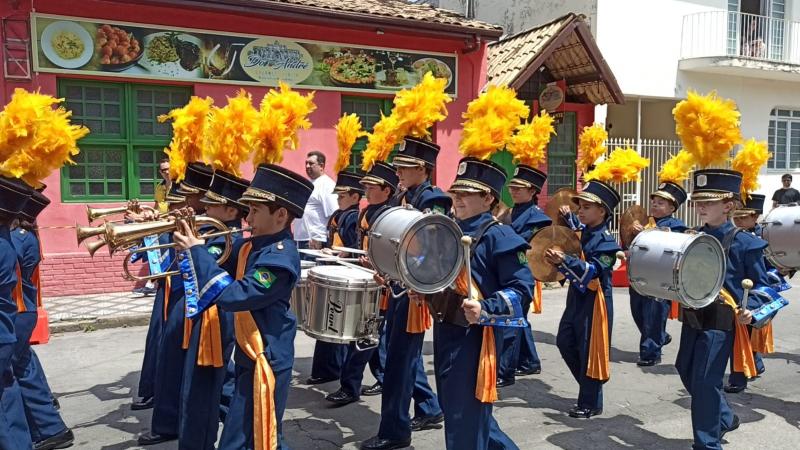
86,203,157,223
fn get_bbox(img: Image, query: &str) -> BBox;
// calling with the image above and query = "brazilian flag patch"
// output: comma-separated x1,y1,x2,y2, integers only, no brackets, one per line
253,268,276,289
208,246,223,256
518,251,527,265
599,254,614,268
432,205,446,214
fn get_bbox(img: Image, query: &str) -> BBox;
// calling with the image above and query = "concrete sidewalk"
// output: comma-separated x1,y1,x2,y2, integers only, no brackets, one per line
44,291,154,333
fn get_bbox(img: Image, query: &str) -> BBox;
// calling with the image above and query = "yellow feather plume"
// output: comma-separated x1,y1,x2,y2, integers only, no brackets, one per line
0,89,89,187
361,113,403,171
335,113,365,173
585,147,649,184
159,96,213,182
658,150,694,184
253,83,316,165
391,72,451,139
459,85,529,160
732,138,770,199
577,124,607,173
507,110,556,167
673,90,742,169
203,90,257,177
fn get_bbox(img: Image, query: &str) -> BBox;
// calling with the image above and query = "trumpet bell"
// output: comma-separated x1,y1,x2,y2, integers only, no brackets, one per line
86,205,128,223
76,223,110,245
105,219,179,252
85,238,107,257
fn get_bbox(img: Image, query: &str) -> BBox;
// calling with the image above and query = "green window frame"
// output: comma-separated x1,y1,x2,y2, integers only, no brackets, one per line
59,79,191,202
547,111,578,192
341,96,393,171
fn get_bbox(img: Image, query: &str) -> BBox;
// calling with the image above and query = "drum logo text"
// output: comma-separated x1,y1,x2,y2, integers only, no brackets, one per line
327,298,344,333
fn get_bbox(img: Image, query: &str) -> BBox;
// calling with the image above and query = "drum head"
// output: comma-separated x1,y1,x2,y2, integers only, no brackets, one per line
308,265,375,289
399,215,464,294
679,235,726,309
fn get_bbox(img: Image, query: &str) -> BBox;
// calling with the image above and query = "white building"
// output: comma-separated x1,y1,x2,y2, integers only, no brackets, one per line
439,0,800,208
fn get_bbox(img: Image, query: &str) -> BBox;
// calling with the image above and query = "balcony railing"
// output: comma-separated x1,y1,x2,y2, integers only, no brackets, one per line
681,11,800,65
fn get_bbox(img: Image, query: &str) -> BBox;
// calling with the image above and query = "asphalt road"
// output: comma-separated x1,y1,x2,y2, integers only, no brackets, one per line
37,285,800,449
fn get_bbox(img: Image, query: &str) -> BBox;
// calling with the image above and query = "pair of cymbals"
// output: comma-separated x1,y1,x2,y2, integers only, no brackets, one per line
528,225,581,282
544,188,578,227
620,205,648,248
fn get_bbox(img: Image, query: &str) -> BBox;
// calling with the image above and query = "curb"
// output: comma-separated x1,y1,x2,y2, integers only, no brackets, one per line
48,314,151,334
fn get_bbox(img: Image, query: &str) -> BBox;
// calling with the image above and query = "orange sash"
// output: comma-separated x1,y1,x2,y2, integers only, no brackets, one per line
163,276,171,321
406,298,432,334
750,322,774,354
197,305,224,367
331,214,344,249
235,241,278,450
182,306,192,350
12,266,25,313
720,289,757,378
668,300,679,320
360,214,370,252
453,268,497,403
531,281,542,314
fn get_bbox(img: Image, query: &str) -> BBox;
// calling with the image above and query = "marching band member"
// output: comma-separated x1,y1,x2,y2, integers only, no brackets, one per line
362,74,450,450
724,139,774,395
139,161,213,446
629,179,688,366
498,111,556,386
174,163,313,450
0,176,32,448
308,124,366,388
671,91,780,449
13,189,74,449
315,169,364,403
548,142,647,418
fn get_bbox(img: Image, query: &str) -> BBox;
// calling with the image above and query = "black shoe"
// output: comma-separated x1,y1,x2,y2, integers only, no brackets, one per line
305,376,337,385
325,389,358,406
361,382,383,396
34,429,74,450
52,397,60,410
636,358,661,367
137,432,177,446
664,334,673,346
515,367,541,376
410,413,444,431
567,406,602,418
724,384,746,394
720,414,740,439
360,436,411,450
496,378,515,388
131,396,154,410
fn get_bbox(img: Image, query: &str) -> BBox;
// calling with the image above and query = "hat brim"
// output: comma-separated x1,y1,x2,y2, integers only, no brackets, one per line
360,176,388,186
507,178,537,189
650,191,679,205
571,192,604,206
392,155,428,168
690,192,736,202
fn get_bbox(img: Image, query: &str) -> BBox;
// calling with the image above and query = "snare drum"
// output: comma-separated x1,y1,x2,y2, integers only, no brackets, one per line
367,205,464,294
761,204,800,270
290,268,310,330
303,265,382,344
627,229,726,309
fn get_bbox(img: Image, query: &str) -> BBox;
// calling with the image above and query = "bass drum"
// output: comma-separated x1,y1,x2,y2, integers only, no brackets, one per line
627,229,726,309
367,205,464,294
290,268,310,330
304,265,382,344
761,204,800,270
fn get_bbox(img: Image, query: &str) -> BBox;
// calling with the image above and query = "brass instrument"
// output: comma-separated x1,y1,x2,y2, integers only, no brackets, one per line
86,203,157,223
76,216,251,281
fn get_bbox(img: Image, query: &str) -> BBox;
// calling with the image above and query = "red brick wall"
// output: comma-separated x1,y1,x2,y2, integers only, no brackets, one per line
40,252,148,297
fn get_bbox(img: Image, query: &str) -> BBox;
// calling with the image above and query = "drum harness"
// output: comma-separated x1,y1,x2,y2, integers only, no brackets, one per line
425,218,498,327
680,226,742,331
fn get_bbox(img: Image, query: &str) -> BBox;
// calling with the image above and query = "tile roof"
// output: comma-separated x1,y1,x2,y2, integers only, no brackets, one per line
487,13,623,105
200,0,503,37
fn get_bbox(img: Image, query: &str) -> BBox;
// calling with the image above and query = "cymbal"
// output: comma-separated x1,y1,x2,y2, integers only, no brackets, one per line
545,188,578,226
620,205,648,248
528,225,581,282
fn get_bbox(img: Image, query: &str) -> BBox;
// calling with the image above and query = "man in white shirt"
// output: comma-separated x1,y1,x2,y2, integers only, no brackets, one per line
295,150,338,250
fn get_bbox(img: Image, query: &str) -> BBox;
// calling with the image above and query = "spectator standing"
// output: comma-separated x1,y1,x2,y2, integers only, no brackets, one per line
771,173,800,207
295,151,338,250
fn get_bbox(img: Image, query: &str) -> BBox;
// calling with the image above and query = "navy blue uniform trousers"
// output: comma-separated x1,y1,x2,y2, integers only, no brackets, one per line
377,295,441,441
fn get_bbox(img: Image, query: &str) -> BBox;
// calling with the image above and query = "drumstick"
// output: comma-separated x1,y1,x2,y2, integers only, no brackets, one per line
316,257,361,263
298,248,328,258
335,259,377,275
461,236,473,301
332,246,367,255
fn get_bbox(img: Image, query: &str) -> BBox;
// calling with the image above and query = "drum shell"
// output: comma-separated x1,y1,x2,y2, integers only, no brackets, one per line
290,269,309,330
762,205,800,270
367,205,464,294
627,229,726,309
303,266,382,344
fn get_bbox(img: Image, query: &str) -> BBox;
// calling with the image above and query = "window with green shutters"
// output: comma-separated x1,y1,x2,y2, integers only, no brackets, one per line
59,79,191,202
341,96,393,171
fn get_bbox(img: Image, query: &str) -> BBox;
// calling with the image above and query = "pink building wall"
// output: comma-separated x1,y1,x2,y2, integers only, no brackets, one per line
0,0,489,295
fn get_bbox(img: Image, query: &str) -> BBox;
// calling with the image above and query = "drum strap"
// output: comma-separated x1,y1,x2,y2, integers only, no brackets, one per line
234,242,278,450
404,184,433,209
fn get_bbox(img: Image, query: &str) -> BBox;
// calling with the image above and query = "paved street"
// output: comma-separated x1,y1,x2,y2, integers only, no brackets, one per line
37,285,800,449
